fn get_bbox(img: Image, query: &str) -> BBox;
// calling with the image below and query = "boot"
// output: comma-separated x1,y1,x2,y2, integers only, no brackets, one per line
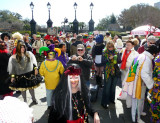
96,75,100,85
99,77,103,88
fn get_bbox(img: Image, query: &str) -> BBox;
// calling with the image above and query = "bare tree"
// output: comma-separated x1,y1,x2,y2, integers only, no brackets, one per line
118,4,160,30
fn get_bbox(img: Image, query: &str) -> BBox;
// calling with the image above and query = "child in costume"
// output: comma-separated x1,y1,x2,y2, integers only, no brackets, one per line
48,63,100,123
148,54,160,123
8,41,41,103
39,44,64,109
56,43,69,68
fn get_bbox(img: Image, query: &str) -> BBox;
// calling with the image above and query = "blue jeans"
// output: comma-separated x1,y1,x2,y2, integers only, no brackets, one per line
101,75,117,105
46,89,54,106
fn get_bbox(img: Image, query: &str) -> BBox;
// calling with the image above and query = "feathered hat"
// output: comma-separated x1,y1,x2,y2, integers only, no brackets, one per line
39,44,61,57
12,32,23,40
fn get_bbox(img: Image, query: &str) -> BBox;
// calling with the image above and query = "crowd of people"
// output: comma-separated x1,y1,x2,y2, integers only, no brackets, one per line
0,31,159,123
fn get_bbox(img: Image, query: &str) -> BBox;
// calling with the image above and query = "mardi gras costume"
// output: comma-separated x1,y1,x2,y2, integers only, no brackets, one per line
122,51,155,123
39,44,64,107
0,41,13,97
48,64,96,123
8,41,41,102
148,55,160,123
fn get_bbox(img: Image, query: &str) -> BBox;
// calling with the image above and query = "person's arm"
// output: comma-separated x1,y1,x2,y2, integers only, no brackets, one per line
141,59,154,89
59,62,65,75
39,61,44,76
79,54,93,68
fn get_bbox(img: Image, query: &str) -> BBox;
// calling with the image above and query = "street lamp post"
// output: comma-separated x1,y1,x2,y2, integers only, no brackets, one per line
89,2,94,32
47,2,53,28
30,2,36,36
62,17,68,33
73,2,78,34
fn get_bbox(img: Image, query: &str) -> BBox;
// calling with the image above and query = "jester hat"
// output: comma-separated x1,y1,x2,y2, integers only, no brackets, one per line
39,44,61,57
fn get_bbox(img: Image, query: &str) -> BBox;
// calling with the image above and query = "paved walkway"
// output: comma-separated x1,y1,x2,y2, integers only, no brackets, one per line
13,78,151,123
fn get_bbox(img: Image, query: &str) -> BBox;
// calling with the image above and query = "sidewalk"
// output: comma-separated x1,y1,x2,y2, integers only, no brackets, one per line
14,79,151,123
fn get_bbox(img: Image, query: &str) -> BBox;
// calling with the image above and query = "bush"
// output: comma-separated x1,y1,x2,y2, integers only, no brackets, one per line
109,31,120,37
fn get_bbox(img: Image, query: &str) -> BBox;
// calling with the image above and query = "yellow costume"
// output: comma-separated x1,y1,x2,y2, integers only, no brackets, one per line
39,60,64,90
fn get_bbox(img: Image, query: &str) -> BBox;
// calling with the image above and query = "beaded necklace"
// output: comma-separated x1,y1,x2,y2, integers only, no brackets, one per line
72,93,88,123
44,60,59,72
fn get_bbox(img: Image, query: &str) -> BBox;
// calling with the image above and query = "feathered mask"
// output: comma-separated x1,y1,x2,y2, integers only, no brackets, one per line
39,44,61,57
64,66,81,76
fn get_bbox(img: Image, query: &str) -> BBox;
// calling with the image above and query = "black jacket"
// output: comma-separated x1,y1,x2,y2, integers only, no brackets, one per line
68,53,93,81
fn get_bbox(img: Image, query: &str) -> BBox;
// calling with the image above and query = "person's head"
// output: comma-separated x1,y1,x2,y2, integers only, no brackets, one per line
46,40,52,46
132,38,139,46
77,44,85,56
135,35,139,39
23,36,29,43
16,41,26,54
12,32,23,41
71,38,76,44
106,41,115,51
0,41,7,51
32,34,36,40
115,39,123,52
1,33,11,42
76,35,83,41
36,35,41,40
59,43,66,52
16,41,30,63
88,35,93,42
54,40,59,46
126,40,134,51
147,36,157,46
96,34,103,44
146,45,158,57
106,32,110,37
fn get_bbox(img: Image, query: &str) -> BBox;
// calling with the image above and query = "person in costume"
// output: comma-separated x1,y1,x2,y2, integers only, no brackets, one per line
8,41,41,103
56,43,69,68
122,45,158,123
39,44,64,109
12,32,23,55
118,40,139,102
0,41,13,99
148,54,160,123
101,41,120,109
92,34,105,87
1,33,14,54
48,63,100,123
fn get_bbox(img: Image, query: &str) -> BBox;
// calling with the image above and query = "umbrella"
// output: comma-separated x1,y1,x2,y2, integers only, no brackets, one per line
131,25,160,36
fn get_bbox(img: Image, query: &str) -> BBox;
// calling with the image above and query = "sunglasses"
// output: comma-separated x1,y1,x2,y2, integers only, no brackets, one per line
77,49,83,51
150,42,155,44
89,38,93,39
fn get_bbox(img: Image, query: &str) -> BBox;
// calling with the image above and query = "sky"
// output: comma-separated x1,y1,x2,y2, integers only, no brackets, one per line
0,0,160,27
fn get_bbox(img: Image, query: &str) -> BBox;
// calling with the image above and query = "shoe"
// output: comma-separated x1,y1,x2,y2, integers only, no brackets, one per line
101,104,109,109
137,119,145,123
32,100,38,105
141,112,146,116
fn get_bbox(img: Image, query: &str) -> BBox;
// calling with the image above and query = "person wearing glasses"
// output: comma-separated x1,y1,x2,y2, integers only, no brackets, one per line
137,35,157,54
68,44,93,87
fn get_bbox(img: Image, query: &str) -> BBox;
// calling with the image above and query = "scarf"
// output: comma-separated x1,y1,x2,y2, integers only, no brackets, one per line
120,49,131,70
103,49,117,79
